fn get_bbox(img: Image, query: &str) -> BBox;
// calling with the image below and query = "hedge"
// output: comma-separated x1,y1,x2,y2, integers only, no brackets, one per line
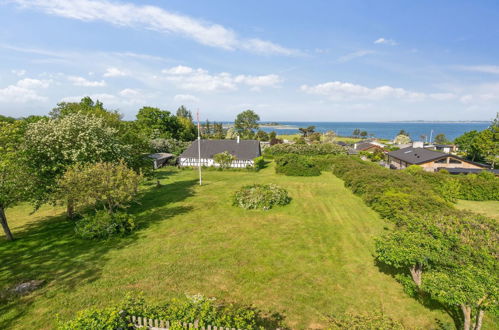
59,294,284,330
233,184,291,210
330,156,452,224
264,142,347,156
275,155,321,176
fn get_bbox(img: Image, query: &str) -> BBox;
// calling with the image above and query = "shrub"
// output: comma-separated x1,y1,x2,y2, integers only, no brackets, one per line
59,294,285,330
264,143,347,156
253,156,265,171
75,211,136,239
275,155,321,176
213,151,235,169
233,184,290,210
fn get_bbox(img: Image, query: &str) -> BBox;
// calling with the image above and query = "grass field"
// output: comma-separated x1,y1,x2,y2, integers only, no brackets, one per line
1,165,453,329
456,200,499,219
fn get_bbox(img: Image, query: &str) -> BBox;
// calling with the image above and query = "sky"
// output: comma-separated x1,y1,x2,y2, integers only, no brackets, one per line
0,0,498,122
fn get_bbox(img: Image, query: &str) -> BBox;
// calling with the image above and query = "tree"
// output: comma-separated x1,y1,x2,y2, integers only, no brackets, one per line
212,122,225,139
225,127,238,139
398,129,410,136
176,105,192,121
136,107,181,139
360,131,368,138
22,113,129,216
50,97,121,127
234,110,260,139
177,116,196,141
269,131,277,140
308,132,321,142
0,121,28,240
434,133,450,145
213,151,235,169
455,130,481,161
56,161,143,215
393,134,411,144
298,126,315,137
255,130,269,141
323,131,336,143
352,128,361,137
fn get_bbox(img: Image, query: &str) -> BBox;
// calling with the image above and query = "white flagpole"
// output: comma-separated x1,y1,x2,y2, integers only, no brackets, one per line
197,110,202,185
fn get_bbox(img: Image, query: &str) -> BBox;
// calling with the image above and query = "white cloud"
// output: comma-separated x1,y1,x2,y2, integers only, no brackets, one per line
12,0,297,55
68,76,106,87
0,78,51,103
11,69,26,76
161,65,281,92
103,67,127,77
174,94,199,103
338,50,375,63
301,81,426,101
119,88,139,97
456,65,499,74
374,38,398,46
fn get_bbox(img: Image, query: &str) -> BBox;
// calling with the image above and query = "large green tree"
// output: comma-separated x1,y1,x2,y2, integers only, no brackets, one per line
234,110,260,139
22,113,129,216
0,121,29,240
136,106,182,140
50,97,122,126
176,105,193,121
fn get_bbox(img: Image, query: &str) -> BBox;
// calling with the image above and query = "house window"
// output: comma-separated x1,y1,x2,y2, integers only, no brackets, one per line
449,158,462,164
434,158,447,164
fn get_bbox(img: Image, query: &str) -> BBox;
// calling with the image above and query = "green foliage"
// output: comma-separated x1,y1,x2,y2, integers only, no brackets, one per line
213,151,236,169
456,174,499,201
75,211,136,240
275,155,321,177
265,143,347,156
58,307,129,330
60,294,284,329
233,184,290,210
56,161,143,215
49,97,121,127
327,311,406,329
23,113,138,205
393,134,411,144
150,138,191,156
331,157,451,223
136,107,182,140
176,105,192,121
434,133,450,144
234,110,260,139
255,130,269,141
253,156,265,171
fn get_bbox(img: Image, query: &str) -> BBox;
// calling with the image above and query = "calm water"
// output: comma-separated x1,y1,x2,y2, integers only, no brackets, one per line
257,122,489,141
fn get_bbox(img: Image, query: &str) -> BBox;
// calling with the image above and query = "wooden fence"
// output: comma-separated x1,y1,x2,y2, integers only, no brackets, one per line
128,315,244,330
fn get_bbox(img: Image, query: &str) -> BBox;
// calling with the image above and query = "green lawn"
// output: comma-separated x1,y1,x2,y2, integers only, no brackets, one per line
456,200,499,219
1,165,452,329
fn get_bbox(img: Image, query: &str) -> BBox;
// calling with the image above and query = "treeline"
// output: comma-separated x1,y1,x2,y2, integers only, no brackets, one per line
330,156,497,330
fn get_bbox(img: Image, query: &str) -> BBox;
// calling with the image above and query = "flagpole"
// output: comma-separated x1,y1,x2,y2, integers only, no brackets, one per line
197,110,202,185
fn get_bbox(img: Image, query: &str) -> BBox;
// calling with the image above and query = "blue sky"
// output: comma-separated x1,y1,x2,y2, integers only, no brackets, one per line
1,0,498,121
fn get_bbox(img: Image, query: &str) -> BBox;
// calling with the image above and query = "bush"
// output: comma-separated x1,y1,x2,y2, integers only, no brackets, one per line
59,294,285,330
330,156,451,224
75,211,136,239
253,156,265,170
275,155,321,176
233,184,290,210
213,151,235,169
264,143,347,156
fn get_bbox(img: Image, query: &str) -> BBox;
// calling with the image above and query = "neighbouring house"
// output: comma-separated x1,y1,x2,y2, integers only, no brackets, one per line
353,141,387,153
426,144,458,154
386,142,489,172
148,153,174,169
179,137,261,168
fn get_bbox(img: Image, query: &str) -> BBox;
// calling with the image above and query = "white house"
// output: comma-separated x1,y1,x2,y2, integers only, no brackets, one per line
179,137,261,168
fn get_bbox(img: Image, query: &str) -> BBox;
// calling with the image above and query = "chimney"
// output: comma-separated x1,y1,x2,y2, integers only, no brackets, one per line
412,141,424,148
237,135,240,144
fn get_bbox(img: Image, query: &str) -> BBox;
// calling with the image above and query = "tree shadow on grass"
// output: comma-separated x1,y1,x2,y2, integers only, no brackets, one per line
374,260,461,329
0,178,198,329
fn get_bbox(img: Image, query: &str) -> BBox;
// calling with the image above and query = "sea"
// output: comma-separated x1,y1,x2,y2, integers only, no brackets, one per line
256,122,490,141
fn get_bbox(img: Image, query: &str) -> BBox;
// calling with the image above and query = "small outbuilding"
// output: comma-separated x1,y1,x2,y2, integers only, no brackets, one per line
148,153,174,169
179,138,261,168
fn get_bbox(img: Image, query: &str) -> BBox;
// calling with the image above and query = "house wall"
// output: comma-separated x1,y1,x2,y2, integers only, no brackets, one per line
179,157,254,168
419,157,484,171
388,156,408,169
